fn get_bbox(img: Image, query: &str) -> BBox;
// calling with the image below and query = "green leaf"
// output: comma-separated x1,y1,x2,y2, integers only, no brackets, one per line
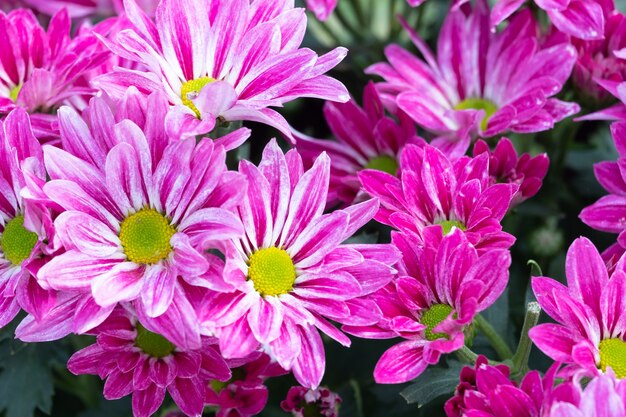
77,397,132,417
399,361,465,407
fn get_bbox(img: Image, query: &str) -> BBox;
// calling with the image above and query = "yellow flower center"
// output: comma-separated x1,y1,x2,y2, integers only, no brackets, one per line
9,84,21,102
438,220,466,235
421,304,454,341
1,215,38,266
247,247,296,297
599,338,626,379
455,98,498,131
180,76,216,118
364,155,399,175
135,323,175,358
119,208,176,265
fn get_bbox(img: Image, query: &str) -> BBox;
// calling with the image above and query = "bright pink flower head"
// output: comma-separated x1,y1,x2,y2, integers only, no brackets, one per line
580,122,626,248
281,386,342,417
199,140,400,389
0,9,110,140
295,82,424,207
33,94,247,348
67,307,231,417
359,143,518,252
368,0,578,152
492,0,606,41
345,230,511,384
530,237,626,379
473,138,549,206
96,0,349,141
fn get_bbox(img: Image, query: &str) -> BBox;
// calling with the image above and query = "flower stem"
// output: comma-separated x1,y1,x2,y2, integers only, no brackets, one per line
455,346,479,364
474,314,514,360
512,302,542,375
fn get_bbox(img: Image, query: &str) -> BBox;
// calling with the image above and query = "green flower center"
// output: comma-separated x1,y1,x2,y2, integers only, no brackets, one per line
9,84,21,102
180,76,216,118
119,209,176,265
135,323,175,358
599,338,626,379
364,155,399,175
1,215,38,266
438,220,466,235
247,247,296,296
421,304,454,341
455,98,498,131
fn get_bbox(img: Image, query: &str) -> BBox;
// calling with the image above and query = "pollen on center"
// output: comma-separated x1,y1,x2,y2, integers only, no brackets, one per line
119,208,176,265
247,247,297,297
181,76,216,118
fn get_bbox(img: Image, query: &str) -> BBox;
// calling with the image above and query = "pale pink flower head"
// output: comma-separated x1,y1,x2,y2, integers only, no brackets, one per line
359,143,518,253
530,237,626,379
344,230,511,384
281,386,342,417
368,0,578,151
0,8,110,140
199,140,400,388
67,307,231,417
492,0,606,41
473,138,549,206
96,0,349,141
295,82,424,207
34,94,247,348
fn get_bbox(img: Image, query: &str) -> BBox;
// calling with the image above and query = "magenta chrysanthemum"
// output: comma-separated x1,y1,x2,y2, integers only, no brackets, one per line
67,308,231,417
530,237,626,379
359,143,518,252
345,230,511,384
295,82,424,207
367,0,578,152
95,0,349,140
199,139,399,388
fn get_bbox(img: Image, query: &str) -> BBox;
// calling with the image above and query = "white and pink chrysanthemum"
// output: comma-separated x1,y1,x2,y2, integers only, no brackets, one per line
95,0,349,141
367,0,578,152
68,307,231,417
199,140,400,389
344,229,511,384
295,82,424,207
0,8,110,140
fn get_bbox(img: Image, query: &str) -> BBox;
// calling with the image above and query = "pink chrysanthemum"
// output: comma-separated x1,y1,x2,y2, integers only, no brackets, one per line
295,82,424,207
530,237,626,379
359,143,518,252
344,230,511,384
199,140,399,388
95,0,349,140
32,94,246,347
281,386,342,417
0,8,109,140
473,138,549,206
492,0,606,41
367,0,578,152
68,308,231,417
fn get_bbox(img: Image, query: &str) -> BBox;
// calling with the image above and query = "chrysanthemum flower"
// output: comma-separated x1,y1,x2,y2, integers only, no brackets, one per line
34,96,246,347
344,230,510,384
95,0,349,140
0,108,57,327
473,138,549,206
281,386,342,417
0,8,110,140
295,82,424,207
359,143,518,252
199,140,399,388
67,308,231,417
530,237,626,379
367,0,578,149
492,0,605,40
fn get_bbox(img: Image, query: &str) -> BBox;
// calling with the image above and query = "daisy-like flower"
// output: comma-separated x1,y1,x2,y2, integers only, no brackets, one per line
530,237,626,379
34,96,246,348
359,143,518,252
295,82,424,207
0,8,110,140
96,0,349,140
199,140,400,388
344,229,511,384
473,138,549,206
367,0,578,149
281,386,342,417
67,308,231,417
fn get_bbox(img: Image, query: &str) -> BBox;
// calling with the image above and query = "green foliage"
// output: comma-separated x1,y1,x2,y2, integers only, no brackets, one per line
399,361,465,407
